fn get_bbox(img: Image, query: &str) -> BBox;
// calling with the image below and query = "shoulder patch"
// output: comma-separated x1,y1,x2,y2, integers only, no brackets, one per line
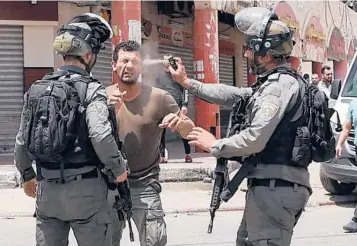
260,99,279,119
94,103,108,120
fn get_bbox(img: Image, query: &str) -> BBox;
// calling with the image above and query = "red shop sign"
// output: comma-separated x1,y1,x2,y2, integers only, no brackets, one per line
327,27,345,61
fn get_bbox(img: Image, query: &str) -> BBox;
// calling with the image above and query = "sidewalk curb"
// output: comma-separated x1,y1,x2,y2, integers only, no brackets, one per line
164,199,357,215
0,166,215,188
1,198,355,219
0,160,241,188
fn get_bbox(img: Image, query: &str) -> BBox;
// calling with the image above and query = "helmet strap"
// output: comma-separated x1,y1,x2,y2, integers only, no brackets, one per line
78,54,97,73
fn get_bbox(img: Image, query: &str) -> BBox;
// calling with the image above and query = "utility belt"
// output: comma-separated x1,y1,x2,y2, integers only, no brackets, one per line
248,178,307,191
39,160,97,170
36,160,99,184
45,168,100,184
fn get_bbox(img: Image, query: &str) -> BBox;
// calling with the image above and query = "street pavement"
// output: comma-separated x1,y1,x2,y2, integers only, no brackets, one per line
1,205,356,246
1,162,357,218
1,141,357,245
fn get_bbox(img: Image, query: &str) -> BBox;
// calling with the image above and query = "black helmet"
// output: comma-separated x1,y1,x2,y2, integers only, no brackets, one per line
54,13,113,56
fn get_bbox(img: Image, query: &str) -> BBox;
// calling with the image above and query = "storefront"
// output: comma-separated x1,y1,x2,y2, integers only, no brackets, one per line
0,25,24,153
274,1,301,70
327,27,347,80
0,1,57,153
156,25,195,124
301,16,326,77
219,39,235,137
91,8,113,87
91,39,113,87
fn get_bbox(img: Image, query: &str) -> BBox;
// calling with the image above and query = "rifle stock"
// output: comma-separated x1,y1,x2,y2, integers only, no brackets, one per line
207,96,252,234
107,104,135,242
207,158,228,233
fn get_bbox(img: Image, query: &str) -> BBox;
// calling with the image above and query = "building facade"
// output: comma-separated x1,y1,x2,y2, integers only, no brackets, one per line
0,1,57,153
1,0,357,153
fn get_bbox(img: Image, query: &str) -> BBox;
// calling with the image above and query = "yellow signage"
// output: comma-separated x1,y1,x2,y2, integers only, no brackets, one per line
100,9,110,24
306,24,325,42
280,15,299,32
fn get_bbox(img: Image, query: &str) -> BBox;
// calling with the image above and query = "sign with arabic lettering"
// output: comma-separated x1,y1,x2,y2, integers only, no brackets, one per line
302,16,326,62
157,25,193,48
274,1,300,56
304,16,325,47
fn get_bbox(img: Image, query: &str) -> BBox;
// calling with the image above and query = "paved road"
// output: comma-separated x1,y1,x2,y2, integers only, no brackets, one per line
1,205,356,246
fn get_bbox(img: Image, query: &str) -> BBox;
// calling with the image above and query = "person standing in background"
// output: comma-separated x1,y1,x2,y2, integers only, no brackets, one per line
311,73,319,86
318,65,333,98
155,54,193,163
303,73,310,84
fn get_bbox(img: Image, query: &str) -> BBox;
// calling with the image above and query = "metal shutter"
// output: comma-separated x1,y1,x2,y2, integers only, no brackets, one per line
219,54,235,138
157,44,195,141
91,39,113,87
219,54,234,86
242,57,248,87
0,26,24,153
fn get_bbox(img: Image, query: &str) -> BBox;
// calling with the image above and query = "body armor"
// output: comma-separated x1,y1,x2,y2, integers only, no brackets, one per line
229,67,309,167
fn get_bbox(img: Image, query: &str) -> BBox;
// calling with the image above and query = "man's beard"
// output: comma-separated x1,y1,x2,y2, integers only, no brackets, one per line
248,60,265,75
122,77,137,84
119,72,139,84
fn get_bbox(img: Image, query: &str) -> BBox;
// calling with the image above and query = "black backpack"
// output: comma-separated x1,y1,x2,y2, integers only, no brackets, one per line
228,68,335,165
305,83,336,162
24,70,95,164
282,68,336,163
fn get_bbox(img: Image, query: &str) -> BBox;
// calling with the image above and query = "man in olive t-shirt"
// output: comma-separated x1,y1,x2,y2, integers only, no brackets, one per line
106,40,194,246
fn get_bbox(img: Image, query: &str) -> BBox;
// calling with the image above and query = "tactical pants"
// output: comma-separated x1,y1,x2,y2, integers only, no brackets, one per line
236,181,310,246
35,173,112,246
108,178,167,246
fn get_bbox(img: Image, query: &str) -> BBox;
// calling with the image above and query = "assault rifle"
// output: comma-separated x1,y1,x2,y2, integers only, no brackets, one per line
207,96,257,234
106,104,134,242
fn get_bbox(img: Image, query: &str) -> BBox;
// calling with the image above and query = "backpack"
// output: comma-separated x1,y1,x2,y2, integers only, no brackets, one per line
305,83,336,162
24,70,94,164
274,67,335,163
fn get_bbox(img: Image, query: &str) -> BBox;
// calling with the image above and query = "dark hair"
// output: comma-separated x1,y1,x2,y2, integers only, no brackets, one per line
321,65,331,75
113,40,141,62
303,73,310,80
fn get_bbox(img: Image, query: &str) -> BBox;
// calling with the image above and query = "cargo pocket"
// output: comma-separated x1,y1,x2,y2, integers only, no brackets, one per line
281,188,309,226
96,210,113,246
249,229,281,246
145,209,167,246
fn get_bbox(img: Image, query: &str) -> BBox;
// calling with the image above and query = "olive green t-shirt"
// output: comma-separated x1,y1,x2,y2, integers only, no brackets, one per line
107,83,179,180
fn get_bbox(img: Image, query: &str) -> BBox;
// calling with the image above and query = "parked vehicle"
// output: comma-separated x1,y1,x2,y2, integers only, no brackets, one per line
320,55,357,195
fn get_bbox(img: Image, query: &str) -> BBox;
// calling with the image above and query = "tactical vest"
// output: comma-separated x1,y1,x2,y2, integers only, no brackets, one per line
229,67,308,167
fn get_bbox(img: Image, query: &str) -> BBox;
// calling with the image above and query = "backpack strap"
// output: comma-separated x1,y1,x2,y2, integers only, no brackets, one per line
42,70,72,80
72,75,100,108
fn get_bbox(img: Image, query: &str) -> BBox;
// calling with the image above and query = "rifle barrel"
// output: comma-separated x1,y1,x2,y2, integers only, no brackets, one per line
128,218,135,242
